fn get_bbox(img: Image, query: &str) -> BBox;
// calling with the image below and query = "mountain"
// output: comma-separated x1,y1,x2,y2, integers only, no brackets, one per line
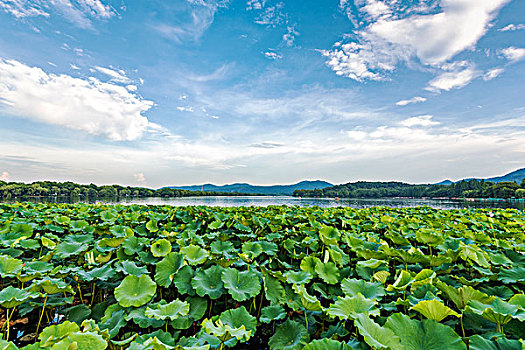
436,168,525,185
168,180,333,195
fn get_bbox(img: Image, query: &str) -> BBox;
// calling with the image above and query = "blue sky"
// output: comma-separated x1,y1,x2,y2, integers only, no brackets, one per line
0,0,524,187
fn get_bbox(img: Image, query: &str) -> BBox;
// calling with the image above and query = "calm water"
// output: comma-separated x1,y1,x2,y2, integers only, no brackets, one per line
5,196,524,210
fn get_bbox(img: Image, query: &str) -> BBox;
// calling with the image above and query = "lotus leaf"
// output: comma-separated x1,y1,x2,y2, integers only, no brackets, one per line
263,274,285,304
155,252,185,287
459,242,490,268
303,338,354,350
0,286,40,308
70,220,89,231
54,240,89,259
469,335,523,350
292,284,323,311
221,268,261,302
354,313,402,350
327,294,379,320
0,255,23,277
170,297,208,329
387,270,414,292
241,242,262,259
192,265,226,299
151,238,172,257
259,241,278,256
315,261,340,285
122,236,147,255
466,299,523,330
300,256,321,275
341,278,385,300
436,281,495,310
117,260,149,276
286,270,313,284
499,267,525,284
38,321,80,347
181,245,209,265
384,313,466,350
124,307,165,328
260,305,286,323
173,265,196,296
115,274,157,307
411,269,436,291
67,331,108,350
145,299,190,320
319,226,340,246
146,219,159,232
31,278,74,294
268,320,308,350
219,306,257,335
210,241,234,256
411,300,460,322
100,304,127,337
59,304,92,324
373,270,390,284
202,319,252,343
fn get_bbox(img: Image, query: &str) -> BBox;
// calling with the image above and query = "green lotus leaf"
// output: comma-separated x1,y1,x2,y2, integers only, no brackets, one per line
260,305,286,323
67,331,108,350
268,320,308,350
19,239,40,250
145,299,190,320
170,297,208,329
466,299,522,328
0,339,17,350
263,274,285,304
54,240,89,259
303,338,354,350
292,284,323,311
0,255,23,277
122,236,147,255
42,236,57,249
210,241,234,256
387,270,414,292
208,220,224,230
0,286,40,308
124,307,164,328
54,215,71,225
77,263,116,282
415,229,444,246
459,242,490,268
100,304,126,338
327,294,380,320
300,256,321,275
171,265,195,296
315,261,340,285
319,226,340,246
59,304,92,325
285,270,313,284
384,312,466,350
354,314,402,350
70,220,89,231
117,260,149,276
181,245,209,265
469,335,523,350
508,294,525,308
115,274,157,307
192,265,226,299
219,306,257,335
222,268,261,302
155,252,185,287
150,238,172,257
373,270,390,284
411,269,436,291
341,278,385,300
234,223,251,233
435,281,495,310
242,242,263,259
98,236,125,248
39,321,80,347
146,219,159,232
259,241,278,256
31,278,74,294
499,267,525,284
411,300,460,322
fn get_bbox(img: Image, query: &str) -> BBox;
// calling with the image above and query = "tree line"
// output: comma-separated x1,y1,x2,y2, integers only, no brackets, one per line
293,179,525,199
0,181,258,199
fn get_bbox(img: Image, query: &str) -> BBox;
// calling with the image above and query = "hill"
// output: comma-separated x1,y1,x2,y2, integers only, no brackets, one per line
168,180,333,195
436,168,525,185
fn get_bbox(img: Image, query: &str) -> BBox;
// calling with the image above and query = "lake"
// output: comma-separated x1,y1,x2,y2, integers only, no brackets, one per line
4,196,524,210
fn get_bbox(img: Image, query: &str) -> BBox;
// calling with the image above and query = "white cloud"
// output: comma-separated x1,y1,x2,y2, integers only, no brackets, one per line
264,51,282,60
399,115,439,127
0,58,157,141
499,23,525,31
0,171,9,181
177,106,194,112
483,67,504,81
155,0,228,42
396,96,426,106
134,173,146,185
95,66,132,84
324,0,510,84
500,47,525,62
70,64,80,70
0,0,115,28
425,61,481,92
282,26,298,46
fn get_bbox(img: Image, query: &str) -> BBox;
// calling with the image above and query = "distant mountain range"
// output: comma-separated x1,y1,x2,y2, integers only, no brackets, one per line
436,168,525,185
168,180,333,195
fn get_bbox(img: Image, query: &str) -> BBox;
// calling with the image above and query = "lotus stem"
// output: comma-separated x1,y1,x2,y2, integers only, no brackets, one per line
5,307,11,341
208,300,213,318
305,311,308,332
35,294,48,336
257,292,264,319
460,312,465,338
90,282,96,307
77,283,84,304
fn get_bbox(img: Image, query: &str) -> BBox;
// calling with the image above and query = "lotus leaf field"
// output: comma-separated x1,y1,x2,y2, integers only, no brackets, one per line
0,202,525,350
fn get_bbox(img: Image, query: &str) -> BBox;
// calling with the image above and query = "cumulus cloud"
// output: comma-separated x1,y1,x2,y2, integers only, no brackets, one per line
95,66,132,84
499,23,525,32
425,61,481,92
177,106,194,112
399,115,439,127
323,0,510,85
0,0,115,28
0,171,9,181
264,51,282,60
282,25,298,46
483,68,504,81
500,47,525,62
0,58,157,141
396,96,426,106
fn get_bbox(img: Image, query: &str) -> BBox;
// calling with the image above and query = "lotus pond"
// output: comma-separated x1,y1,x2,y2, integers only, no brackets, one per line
0,202,524,350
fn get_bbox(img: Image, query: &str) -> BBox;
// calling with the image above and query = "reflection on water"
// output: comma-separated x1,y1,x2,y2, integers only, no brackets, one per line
4,196,524,210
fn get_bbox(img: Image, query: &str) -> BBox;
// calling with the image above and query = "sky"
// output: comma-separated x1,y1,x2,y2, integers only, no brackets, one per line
0,0,524,188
